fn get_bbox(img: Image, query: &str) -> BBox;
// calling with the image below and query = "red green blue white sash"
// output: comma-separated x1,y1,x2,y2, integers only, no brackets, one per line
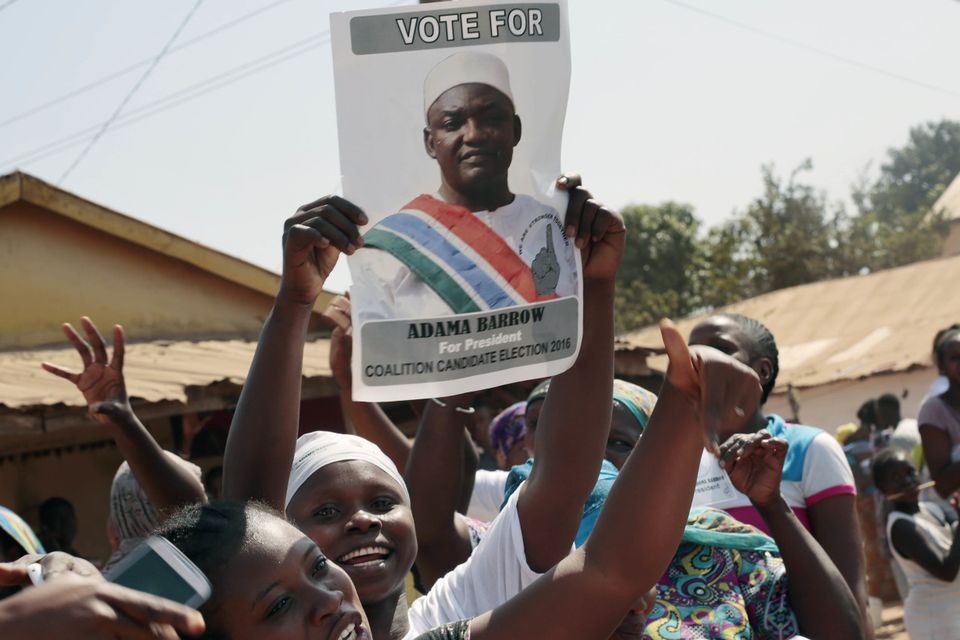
362,194,554,314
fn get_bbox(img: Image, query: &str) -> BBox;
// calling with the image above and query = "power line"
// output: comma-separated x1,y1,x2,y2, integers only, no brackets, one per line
0,0,297,131
0,0,20,14
58,0,206,183
661,0,960,98
0,33,328,171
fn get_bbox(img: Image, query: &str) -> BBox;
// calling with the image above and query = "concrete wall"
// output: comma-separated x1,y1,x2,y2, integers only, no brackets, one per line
765,367,937,433
0,201,278,348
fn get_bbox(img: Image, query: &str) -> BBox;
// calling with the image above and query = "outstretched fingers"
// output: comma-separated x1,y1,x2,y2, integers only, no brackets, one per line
41,361,81,384
61,322,93,368
110,325,125,371
80,316,108,364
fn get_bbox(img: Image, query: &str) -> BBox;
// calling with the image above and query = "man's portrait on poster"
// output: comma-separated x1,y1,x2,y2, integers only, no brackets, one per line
351,51,578,324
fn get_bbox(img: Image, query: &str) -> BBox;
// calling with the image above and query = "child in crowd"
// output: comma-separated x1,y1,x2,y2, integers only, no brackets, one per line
874,448,960,640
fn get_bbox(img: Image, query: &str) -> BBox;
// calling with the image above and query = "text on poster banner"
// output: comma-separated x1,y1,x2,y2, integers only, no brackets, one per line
360,296,577,386
350,3,560,55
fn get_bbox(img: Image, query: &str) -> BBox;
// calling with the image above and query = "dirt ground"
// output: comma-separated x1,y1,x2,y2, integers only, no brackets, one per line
876,603,907,640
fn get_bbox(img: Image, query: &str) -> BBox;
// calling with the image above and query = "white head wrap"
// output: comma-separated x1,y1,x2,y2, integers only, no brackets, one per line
423,51,514,118
285,432,410,508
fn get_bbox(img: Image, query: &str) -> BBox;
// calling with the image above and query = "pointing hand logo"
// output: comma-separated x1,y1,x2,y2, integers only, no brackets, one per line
531,224,560,296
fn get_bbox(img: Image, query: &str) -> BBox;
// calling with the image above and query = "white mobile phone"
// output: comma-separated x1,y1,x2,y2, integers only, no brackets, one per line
104,535,211,608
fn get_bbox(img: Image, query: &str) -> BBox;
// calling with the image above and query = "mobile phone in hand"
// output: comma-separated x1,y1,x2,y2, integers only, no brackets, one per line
104,535,211,608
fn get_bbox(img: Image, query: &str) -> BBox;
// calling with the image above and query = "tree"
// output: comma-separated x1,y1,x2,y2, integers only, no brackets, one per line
851,119,958,269
612,120,959,332
737,160,842,292
613,203,702,332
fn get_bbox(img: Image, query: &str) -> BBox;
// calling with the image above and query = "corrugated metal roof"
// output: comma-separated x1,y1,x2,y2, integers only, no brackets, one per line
0,337,332,410
615,255,960,391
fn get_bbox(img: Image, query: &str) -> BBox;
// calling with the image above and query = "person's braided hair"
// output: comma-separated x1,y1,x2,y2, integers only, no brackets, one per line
717,313,780,404
716,313,780,404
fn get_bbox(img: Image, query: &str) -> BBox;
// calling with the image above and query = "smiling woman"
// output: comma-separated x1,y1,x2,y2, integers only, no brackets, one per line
283,432,418,608
156,501,373,640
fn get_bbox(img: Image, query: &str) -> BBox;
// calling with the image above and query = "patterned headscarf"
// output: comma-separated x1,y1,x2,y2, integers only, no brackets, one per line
612,379,658,430
0,505,45,556
109,453,202,541
488,402,527,458
103,452,202,573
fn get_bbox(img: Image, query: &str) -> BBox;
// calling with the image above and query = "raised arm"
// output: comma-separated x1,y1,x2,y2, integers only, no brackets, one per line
721,432,865,639
806,491,869,634
515,175,624,572
405,393,477,588
42,318,206,511
222,197,367,507
326,295,413,471
466,324,763,640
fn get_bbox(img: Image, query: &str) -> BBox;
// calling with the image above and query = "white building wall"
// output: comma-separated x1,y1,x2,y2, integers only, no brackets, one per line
765,367,939,434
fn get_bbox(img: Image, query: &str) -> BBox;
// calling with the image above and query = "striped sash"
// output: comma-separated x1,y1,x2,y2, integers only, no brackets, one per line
0,505,45,555
363,195,555,314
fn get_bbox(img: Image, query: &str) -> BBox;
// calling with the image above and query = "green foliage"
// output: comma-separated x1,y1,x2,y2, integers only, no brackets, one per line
614,203,702,333
613,120,958,333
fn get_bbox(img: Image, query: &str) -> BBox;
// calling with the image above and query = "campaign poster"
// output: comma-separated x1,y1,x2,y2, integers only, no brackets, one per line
330,0,580,401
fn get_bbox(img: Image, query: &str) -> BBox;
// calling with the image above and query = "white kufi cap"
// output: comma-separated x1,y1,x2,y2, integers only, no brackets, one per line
423,51,513,117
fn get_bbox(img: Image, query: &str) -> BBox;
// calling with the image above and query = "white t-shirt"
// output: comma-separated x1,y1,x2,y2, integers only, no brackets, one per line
466,469,508,522
887,503,960,639
691,416,856,534
352,194,578,324
405,483,564,638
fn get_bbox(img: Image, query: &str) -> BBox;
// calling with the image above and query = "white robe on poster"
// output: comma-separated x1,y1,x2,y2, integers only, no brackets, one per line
351,194,578,325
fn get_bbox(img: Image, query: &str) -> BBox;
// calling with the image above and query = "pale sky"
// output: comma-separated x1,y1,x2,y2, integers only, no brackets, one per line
2,0,959,292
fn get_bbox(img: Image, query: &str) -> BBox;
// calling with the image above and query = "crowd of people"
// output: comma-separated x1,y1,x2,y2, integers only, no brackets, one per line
0,174,957,639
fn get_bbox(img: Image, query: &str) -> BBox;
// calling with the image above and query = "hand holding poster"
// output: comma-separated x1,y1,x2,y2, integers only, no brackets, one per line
330,1,579,401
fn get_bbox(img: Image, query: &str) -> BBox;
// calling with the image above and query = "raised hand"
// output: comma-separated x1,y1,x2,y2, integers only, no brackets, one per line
660,319,762,455
0,572,204,640
558,173,625,281
719,431,788,507
280,196,367,306
531,224,561,295
324,295,353,392
41,318,128,425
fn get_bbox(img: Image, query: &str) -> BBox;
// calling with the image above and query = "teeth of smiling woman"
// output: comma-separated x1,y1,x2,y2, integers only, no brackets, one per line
338,623,357,640
338,546,389,562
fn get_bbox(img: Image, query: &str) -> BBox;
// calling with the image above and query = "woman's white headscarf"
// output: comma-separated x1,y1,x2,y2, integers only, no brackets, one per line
285,432,409,508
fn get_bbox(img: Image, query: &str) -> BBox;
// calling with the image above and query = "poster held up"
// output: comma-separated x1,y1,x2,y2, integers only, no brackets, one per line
330,0,580,401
